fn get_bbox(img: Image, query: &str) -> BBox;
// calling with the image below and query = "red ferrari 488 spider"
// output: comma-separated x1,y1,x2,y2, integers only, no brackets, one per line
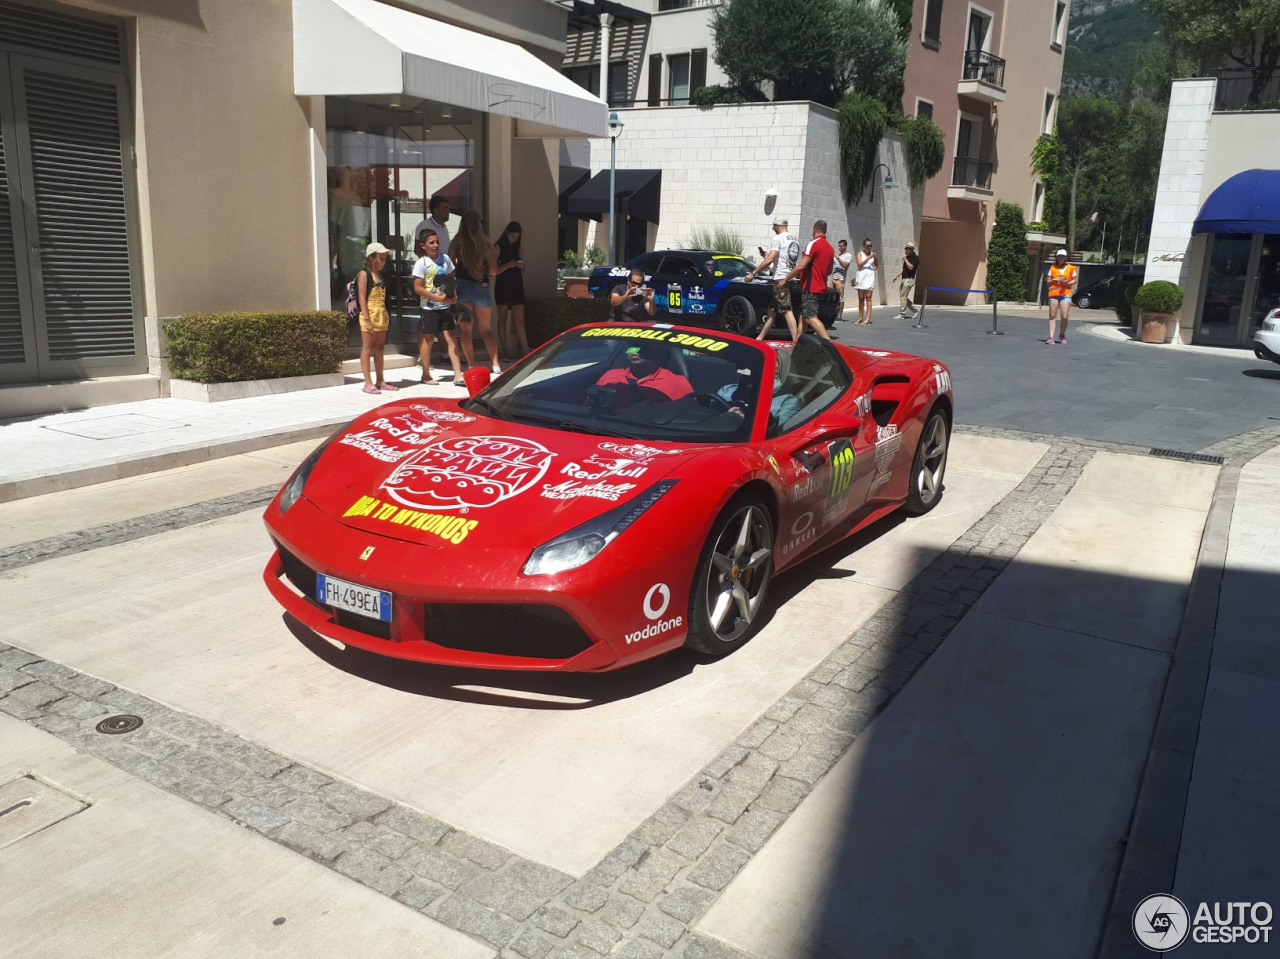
263,323,953,672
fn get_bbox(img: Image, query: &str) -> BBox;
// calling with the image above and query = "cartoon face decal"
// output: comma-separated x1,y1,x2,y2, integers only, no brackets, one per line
382,436,554,512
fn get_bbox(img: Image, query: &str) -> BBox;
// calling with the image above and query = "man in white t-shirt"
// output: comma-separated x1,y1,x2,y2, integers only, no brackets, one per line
413,195,452,258
746,216,802,339
411,232,462,384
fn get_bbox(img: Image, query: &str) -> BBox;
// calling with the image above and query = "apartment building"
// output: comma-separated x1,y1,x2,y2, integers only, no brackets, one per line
902,0,1069,303
0,0,603,415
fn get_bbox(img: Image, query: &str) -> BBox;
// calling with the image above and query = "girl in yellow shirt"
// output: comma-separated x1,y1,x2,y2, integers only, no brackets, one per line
357,242,399,394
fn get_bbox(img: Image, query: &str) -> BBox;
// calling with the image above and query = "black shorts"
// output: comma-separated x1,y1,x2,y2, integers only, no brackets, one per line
419,308,457,334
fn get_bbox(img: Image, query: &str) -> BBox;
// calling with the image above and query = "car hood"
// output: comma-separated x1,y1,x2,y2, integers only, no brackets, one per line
302,399,712,550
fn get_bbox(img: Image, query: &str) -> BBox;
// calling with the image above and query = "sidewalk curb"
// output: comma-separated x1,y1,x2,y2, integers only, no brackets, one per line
1095,465,1237,958
0,420,343,504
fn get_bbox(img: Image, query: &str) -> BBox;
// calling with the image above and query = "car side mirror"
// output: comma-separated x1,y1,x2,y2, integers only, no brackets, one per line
463,367,491,397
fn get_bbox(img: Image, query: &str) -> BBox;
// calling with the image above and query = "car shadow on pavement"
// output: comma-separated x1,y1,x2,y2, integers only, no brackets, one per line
282,613,704,709
1242,367,1280,380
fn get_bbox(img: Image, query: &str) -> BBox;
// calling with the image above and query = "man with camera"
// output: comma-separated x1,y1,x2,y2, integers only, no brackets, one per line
610,269,657,322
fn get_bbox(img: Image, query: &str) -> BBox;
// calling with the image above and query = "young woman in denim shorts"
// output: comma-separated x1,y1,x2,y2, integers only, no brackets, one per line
451,210,503,374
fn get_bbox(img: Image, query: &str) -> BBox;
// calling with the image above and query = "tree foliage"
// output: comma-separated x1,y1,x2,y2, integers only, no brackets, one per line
837,92,889,204
713,0,907,109
987,202,1029,302
1144,0,1280,99
899,116,945,188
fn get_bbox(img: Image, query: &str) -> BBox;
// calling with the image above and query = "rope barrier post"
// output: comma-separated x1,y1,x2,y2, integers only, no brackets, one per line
987,291,1003,335
913,285,929,329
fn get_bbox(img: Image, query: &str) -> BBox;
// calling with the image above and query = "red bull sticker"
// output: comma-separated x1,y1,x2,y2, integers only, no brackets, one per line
382,435,554,512
343,496,479,545
339,407,478,464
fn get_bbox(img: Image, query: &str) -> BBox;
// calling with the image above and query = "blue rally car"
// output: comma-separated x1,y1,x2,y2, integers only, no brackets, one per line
587,249,840,335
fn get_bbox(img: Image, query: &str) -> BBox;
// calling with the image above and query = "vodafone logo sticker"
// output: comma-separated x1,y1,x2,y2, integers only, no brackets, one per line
628,583,683,645
644,583,671,620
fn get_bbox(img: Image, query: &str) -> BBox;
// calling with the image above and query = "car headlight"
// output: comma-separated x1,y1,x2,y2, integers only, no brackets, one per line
523,481,677,576
278,425,350,515
1264,319,1278,332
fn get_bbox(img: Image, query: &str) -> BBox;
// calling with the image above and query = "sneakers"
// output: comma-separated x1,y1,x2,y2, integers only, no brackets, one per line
1044,338,1056,345
1056,336,1067,345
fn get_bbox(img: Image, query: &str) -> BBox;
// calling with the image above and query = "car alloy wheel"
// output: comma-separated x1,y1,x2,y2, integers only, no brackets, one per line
1078,294,1092,309
721,295,757,335
901,409,949,516
686,495,773,655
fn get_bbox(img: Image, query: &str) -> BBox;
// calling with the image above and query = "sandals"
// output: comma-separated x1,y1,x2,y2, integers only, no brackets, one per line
361,385,380,395
420,377,437,386
376,383,399,392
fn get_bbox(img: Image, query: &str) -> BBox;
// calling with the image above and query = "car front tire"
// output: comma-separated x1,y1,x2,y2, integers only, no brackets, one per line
1077,294,1092,309
685,493,774,656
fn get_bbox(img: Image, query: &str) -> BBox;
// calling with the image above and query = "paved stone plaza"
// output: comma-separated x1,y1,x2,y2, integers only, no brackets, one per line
2,313,1278,958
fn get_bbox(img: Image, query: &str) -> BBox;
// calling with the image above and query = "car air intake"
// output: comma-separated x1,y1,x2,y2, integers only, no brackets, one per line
277,546,392,640
423,604,594,660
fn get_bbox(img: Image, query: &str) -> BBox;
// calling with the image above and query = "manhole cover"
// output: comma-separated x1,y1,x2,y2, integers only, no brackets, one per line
96,714,144,735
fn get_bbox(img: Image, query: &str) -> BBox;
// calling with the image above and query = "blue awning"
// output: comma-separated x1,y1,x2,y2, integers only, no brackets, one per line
1192,169,1280,235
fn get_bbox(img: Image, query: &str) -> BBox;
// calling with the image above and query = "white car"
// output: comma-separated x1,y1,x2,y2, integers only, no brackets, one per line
1255,308,1280,365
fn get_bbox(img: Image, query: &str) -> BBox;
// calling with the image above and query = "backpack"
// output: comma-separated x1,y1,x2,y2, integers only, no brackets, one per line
344,269,368,321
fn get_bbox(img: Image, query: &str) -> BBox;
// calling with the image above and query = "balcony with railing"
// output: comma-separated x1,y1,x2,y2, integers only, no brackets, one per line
947,156,994,201
958,49,1007,103
1211,67,1280,111
656,0,722,10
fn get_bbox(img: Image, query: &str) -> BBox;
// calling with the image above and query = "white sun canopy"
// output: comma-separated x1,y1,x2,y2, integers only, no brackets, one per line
293,0,607,138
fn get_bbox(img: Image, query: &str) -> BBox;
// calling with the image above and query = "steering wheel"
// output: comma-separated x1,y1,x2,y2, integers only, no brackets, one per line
685,390,734,413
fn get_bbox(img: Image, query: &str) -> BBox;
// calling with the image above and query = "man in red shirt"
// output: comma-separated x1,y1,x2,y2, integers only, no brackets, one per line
595,343,693,407
776,219,835,341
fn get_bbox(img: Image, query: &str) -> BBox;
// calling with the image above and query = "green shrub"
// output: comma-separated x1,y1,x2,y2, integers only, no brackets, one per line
525,297,612,348
691,84,748,106
167,312,346,384
898,115,944,188
686,227,745,256
1115,280,1142,324
837,91,889,204
986,202,1029,302
1134,280,1184,314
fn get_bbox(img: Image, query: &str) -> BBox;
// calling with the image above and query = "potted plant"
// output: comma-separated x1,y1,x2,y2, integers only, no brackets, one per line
559,245,605,299
1134,281,1184,344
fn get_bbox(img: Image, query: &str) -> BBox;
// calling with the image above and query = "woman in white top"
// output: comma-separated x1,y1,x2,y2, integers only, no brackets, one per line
854,237,877,325
831,239,853,319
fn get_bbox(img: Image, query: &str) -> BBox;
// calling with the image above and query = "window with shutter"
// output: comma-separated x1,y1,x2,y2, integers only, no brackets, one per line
690,49,707,97
647,53,662,107
22,66,139,365
924,0,943,47
0,111,30,370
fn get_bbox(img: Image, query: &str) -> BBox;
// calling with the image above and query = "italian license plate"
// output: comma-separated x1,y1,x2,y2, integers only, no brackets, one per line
317,574,392,622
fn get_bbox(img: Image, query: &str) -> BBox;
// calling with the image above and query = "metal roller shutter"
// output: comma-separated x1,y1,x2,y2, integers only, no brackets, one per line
0,116,25,368
23,67,137,363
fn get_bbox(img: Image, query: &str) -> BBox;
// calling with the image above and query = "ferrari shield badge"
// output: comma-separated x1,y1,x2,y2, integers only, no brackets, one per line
359,546,375,561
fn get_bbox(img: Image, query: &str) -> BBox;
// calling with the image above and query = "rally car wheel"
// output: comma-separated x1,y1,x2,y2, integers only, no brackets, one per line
720,295,757,336
901,408,950,516
686,493,774,656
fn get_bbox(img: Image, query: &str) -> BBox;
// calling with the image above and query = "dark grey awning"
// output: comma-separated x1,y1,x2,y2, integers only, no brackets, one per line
564,169,662,223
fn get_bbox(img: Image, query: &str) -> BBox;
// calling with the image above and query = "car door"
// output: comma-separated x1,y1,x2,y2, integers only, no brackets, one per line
653,254,701,316
765,340,873,565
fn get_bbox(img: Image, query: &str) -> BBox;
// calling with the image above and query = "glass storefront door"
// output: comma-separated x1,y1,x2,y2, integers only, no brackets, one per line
1197,234,1256,346
1247,235,1279,334
325,96,485,348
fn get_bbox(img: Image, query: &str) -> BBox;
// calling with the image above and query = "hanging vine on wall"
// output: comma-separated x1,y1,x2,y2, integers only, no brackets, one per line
838,92,888,205
898,115,944,188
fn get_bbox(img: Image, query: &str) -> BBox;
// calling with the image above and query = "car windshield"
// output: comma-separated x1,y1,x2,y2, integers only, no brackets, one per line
467,327,768,444
707,256,752,278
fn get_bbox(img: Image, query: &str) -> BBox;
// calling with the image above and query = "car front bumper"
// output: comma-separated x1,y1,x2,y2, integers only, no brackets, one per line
1254,329,1280,364
262,496,692,673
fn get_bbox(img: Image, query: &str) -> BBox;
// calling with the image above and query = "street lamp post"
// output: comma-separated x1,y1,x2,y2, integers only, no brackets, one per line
607,110,624,266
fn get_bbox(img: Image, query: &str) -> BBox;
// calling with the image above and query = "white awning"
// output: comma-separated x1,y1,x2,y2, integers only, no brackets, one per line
292,0,607,138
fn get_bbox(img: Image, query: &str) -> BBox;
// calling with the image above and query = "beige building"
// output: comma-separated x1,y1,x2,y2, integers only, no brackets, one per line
902,0,1069,303
0,0,603,413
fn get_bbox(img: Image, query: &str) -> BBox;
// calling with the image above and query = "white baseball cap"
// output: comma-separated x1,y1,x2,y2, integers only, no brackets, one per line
365,241,393,257
772,216,788,227
1055,248,1068,258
